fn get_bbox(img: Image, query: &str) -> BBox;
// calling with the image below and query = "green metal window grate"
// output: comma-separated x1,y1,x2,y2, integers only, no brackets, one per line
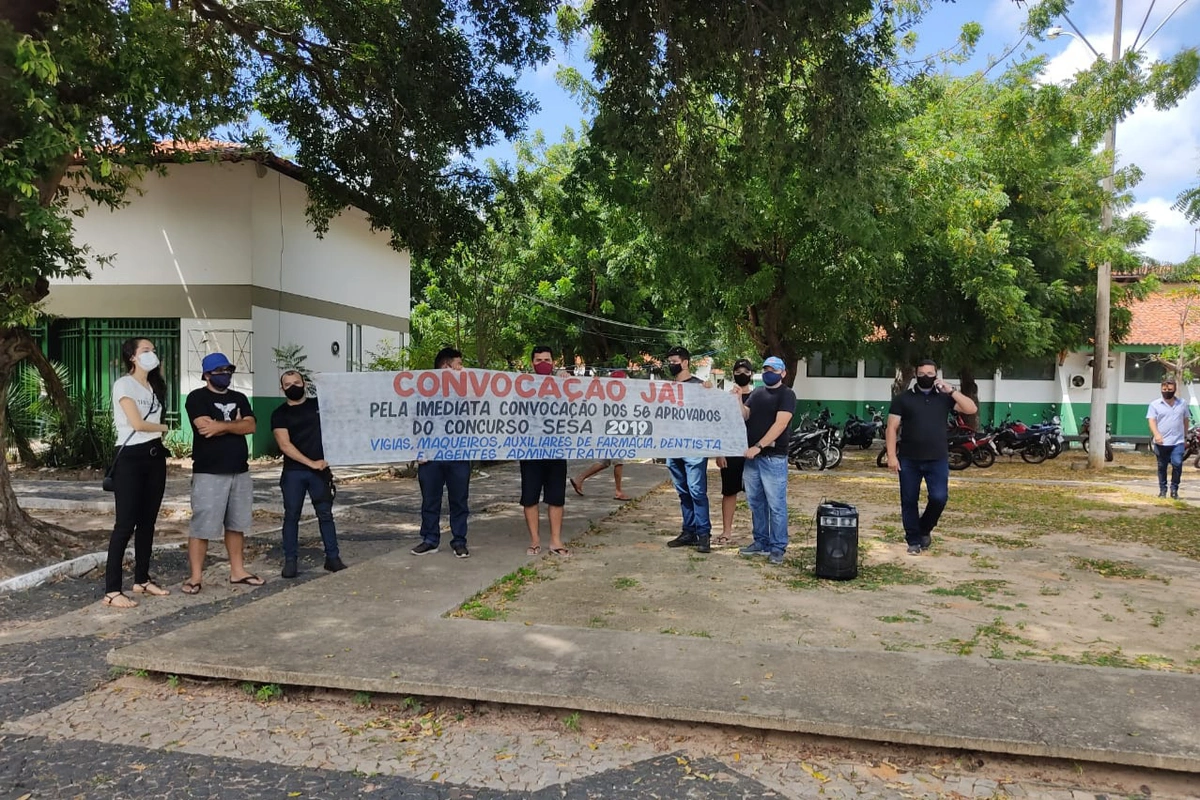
42,318,183,428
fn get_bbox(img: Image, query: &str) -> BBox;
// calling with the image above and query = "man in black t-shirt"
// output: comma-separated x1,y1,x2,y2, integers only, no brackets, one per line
521,345,570,557
271,370,345,578
736,356,796,565
664,346,714,552
885,359,978,555
183,352,261,594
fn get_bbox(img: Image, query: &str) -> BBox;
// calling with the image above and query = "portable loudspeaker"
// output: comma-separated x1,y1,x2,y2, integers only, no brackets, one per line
815,501,858,580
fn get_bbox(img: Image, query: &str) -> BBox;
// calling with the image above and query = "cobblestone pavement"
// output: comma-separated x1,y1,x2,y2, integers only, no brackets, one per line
1,475,1194,798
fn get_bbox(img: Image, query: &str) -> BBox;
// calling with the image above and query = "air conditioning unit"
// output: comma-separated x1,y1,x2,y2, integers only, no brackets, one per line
1070,374,1087,388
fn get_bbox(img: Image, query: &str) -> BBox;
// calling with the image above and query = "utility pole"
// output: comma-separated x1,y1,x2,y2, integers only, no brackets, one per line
1086,0,1124,469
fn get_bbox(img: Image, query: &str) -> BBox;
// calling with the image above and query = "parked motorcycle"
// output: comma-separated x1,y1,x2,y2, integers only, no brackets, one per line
840,405,884,450
788,424,829,471
986,412,1052,464
1079,416,1114,462
792,406,842,470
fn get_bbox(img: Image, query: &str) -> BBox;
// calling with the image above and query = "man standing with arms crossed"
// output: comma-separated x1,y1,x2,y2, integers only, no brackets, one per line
737,356,796,565
664,346,713,553
412,347,473,558
885,359,977,556
183,353,263,593
1147,376,1190,499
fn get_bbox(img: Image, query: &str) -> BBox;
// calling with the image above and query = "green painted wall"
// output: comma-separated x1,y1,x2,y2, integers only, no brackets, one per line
251,395,286,457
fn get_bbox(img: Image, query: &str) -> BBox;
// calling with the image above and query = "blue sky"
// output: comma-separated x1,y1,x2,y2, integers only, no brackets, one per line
474,0,1200,263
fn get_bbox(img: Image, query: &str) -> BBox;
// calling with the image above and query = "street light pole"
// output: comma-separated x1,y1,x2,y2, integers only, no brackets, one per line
1086,0,1124,470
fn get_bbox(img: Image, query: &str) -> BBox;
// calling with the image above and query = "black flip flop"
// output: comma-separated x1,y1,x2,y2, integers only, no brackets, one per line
229,574,264,586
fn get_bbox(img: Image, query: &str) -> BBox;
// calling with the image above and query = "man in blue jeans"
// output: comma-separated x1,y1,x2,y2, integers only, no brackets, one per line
737,356,796,565
885,359,977,555
1147,377,1190,499
411,348,473,558
271,370,346,578
664,346,713,552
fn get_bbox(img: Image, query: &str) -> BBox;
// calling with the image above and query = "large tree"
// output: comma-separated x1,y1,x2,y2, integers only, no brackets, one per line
0,0,556,564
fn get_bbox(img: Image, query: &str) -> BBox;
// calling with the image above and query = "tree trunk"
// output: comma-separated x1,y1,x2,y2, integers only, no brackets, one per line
0,326,81,573
957,365,981,430
891,364,914,397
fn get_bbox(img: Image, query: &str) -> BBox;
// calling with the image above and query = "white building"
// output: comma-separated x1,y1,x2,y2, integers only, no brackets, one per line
42,142,411,454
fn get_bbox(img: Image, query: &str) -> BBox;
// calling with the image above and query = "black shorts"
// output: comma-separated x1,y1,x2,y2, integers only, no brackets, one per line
720,457,746,497
519,459,568,507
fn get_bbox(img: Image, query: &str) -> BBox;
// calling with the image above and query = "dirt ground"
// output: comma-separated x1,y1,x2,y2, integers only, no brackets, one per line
487,449,1200,674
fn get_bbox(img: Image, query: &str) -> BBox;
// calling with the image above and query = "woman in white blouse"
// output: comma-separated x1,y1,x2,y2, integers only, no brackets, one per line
102,338,171,608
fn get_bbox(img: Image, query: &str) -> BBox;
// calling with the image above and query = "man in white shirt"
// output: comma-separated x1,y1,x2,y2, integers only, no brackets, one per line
1147,377,1190,499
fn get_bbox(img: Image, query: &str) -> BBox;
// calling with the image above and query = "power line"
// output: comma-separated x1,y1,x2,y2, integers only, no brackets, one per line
483,276,689,335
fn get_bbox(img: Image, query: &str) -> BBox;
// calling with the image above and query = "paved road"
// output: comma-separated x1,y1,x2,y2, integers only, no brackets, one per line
0,470,1190,798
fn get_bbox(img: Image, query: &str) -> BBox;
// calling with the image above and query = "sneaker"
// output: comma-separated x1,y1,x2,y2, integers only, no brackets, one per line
452,544,470,559
919,534,932,551
906,544,922,555
324,557,348,572
411,542,439,556
1159,489,1168,498
281,559,298,579
695,536,711,554
1170,488,1179,499
767,552,785,565
667,533,698,548
738,544,769,557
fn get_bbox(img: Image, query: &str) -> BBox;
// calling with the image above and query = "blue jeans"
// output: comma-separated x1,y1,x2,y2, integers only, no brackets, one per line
419,461,470,547
743,454,789,555
1154,443,1184,492
280,469,339,560
898,457,949,546
666,457,711,536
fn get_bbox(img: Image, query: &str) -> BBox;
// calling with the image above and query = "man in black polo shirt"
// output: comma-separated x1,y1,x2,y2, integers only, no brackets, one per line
885,359,977,555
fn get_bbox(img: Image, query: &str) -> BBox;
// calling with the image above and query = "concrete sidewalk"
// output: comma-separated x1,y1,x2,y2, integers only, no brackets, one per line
108,463,1200,774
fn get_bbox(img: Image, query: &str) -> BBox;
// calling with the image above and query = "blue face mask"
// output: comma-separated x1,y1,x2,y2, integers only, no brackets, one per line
209,373,233,390
762,371,782,387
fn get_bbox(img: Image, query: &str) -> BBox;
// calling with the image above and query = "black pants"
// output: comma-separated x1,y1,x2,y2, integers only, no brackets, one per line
105,440,167,593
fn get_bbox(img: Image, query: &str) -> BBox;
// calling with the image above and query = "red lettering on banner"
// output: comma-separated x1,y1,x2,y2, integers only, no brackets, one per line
656,383,680,406
584,380,606,401
640,383,656,403
393,372,415,397
563,377,583,402
467,371,490,397
492,373,512,396
515,374,536,398
417,373,439,397
607,381,627,402
538,377,562,399
441,370,467,397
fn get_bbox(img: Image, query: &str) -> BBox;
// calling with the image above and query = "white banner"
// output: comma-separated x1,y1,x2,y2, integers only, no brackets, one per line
315,369,748,465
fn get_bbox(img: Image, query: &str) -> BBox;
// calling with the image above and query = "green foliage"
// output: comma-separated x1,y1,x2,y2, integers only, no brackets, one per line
362,338,409,372
162,429,193,459
272,343,314,395
41,392,116,469
4,362,50,463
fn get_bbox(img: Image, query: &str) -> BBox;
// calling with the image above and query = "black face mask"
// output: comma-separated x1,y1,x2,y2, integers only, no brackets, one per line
667,363,683,376
915,375,936,390
1162,391,1176,400
284,385,306,401
733,373,752,387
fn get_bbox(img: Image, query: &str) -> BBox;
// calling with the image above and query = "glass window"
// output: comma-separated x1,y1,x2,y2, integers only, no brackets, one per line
1124,352,1168,384
806,352,858,378
1001,359,1055,381
862,357,894,379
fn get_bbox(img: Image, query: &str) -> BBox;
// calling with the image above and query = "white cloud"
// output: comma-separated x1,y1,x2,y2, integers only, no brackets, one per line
1131,196,1198,263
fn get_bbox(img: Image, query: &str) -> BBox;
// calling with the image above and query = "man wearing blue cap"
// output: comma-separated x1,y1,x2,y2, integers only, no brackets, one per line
182,352,262,593
737,356,796,565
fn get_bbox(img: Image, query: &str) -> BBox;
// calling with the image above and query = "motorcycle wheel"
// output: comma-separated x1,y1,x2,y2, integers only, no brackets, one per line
823,445,843,470
948,446,972,471
1045,439,1062,459
1105,444,1114,463
859,442,871,450
1081,438,1090,453
792,448,826,471
876,449,888,468
1020,444,1048,464
972,447,996,468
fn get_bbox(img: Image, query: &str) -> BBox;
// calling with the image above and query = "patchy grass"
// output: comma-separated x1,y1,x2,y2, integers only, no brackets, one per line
927,579,1008,602
878,609,931,624
612,576,639,590
1069,557,1170,584
450,565,549,621
768,549,933,592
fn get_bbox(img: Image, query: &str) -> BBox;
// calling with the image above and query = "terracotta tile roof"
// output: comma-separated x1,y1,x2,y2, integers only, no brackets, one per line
1125,286,1200,346
76,138,304,182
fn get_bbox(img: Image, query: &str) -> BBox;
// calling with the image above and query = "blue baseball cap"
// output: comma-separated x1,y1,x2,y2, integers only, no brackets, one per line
201,352,235,374
762,356,786,371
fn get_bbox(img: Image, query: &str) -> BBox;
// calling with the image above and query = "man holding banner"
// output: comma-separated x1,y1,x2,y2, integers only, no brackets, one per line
522,346,570,557
664,346,713,554
412,348,472,558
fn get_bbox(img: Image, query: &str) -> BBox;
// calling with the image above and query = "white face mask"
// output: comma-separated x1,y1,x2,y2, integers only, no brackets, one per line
136,352,160,371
